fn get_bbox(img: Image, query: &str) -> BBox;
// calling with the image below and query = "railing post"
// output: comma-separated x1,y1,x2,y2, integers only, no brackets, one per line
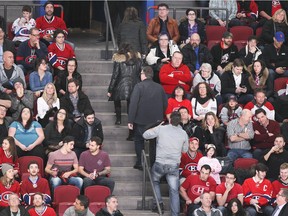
141,151,146,210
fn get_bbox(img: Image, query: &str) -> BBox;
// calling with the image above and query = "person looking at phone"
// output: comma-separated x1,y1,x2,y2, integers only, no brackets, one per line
220,58,253,105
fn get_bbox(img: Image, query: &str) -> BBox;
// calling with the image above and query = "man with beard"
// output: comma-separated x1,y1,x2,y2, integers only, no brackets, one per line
20,161,51,206
28,193,56,216
261,135,288,181
243,163,273,216
211,32,238,75
72,109,103,158
182,33,213,75
272,163,288,201
60,79,93,122
64,195,94,216
36,1,68,46
78,136,114,193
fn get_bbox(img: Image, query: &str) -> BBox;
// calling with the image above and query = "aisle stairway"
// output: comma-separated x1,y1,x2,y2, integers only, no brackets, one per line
70,31,171,216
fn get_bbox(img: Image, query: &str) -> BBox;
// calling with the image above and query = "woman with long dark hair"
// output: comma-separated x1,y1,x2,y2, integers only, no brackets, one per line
8,107,45,158
227,198,247,216
43,108,72,155
0,137,19,177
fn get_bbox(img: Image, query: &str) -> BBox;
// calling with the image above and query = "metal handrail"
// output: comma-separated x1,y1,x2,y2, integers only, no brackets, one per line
141,149,162,215
103,0,117,60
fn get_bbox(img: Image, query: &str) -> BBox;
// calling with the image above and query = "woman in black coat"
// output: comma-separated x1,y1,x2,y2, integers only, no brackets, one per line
107,43,142,125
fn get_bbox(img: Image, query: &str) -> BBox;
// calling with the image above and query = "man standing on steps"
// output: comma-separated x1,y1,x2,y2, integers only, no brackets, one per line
128,66,167,170
143,111,188,215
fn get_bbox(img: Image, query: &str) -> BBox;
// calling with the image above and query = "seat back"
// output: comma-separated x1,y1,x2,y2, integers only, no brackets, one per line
207,40,220,50
274,77,288,92
230,26,254,41
89,202,106,214
234,158,258,170
53,185,80,205
234,41,246,51
84,185,111,203
58,202,74,216
255,27,263,37
206,25,226,43
18,156,44,178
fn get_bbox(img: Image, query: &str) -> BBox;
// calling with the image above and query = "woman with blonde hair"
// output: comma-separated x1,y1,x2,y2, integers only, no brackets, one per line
36,82,60,127
261,8,288,44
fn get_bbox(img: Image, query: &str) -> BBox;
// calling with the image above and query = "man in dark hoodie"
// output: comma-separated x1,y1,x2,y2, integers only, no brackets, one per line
71,109,103,158
96,195,123,216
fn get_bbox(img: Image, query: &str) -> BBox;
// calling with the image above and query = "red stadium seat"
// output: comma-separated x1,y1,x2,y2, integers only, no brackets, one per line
234,41,246,51
206,25,227,42
58,202,74,216
18,156,44,179
274,77,288,92
255,27,263,37
89,202,106,214
230,26,254,42
234,158,258,170
207,40,220,50
84,185,111,203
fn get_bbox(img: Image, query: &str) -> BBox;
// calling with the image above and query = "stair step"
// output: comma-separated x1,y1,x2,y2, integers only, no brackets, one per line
82,73,111,86
75,48,115,61
111,167,144,181
82,86,107,100
91,99,128,113
102,126,131,138
102,140,149,154
77,61,113,74
109,154,137,167
95,112,128,126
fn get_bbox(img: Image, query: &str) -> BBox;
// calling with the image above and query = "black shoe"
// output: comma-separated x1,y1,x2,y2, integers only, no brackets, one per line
115,119,121,125
126,135,134,141
152,203,164,213
133,164,143,170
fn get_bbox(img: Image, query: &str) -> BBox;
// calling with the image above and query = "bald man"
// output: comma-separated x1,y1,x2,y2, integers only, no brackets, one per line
0,51,25,94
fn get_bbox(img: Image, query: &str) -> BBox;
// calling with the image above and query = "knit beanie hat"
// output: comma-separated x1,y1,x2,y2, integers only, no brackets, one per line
13,77,25,87
2,163,13,176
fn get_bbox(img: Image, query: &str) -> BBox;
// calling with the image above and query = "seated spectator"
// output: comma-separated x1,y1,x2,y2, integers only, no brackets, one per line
179,137,203,183
252,108,280,160
263,31,288,87
146,3,179,46
36,82,59,127
247,60,273,100
145,33,179,83
0,91,11,109
281,121,288,144
28,192,56,216
56,58,82,97
221,58,253,104
0,164,20,211
0,51,25,94
36,1,68,47
79,136,114,192
273,188,288,216
209,0,240,28
0,193,29,216
95,195,124,216
29,57,53,97
194,192,222,216
8,107,45,158
216,171,243,215
159,51,192,96
44,136,83,191
261,135,288,181
165,85,192,121
227,198,247,216
236,0,258,31
191,82,217,123
72,109,103,158
60,79,92,122
245,89,275,120
9,77,33,120
227,109,254,161
192,63,221,105
219,95,243,126
0,137,19,178
178,9,206,45
0,28,15,62
273,94,288,123
117,7,147,56
211,32,239,75
107,43,142,125
197,144,222,184
11,5,36,46
261,9,288,45
272,163,288,201
64,195,94,216
16,28,48,75
48,29,76,77
20,161,51,206
180,164,216,216
182,33,213,76
178,106,202,139
243,163,273,216
239,36,262,67
0,105,12,144
43,109,71,155
200,112,226,156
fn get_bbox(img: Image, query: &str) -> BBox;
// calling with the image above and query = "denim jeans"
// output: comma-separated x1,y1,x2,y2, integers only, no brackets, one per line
227,149,252,162
151,162,180,216
245,205,274,216
50,176,83,191
83,176,115,193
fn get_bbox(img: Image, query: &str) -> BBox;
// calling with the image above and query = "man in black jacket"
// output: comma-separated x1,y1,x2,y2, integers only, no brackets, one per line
182,33,213,76
60,78,92,122
128,66,167,170
0,193,29,216
273,188,288,216
71,109,103,158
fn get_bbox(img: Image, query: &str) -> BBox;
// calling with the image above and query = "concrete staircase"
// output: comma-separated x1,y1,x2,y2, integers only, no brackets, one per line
71,33,171,216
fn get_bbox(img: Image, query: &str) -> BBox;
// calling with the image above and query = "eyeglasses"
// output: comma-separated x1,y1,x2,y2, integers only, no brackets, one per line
58,112,66,115
188,13,196,16
225,176,235,180
31,34,40,37
56,36,65,39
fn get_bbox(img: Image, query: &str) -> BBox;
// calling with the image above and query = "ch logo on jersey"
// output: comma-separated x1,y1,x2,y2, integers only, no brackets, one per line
45,29,55,35
252,196,260,200
191,185,209,196
185,163,197,172
25,55,36,64
0,191,14,203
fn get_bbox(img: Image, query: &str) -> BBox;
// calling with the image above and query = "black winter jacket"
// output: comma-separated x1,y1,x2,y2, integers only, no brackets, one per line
96,208,123,216
56,70,82,96
261,19,288,45
263,43,288,70
0,206,30,216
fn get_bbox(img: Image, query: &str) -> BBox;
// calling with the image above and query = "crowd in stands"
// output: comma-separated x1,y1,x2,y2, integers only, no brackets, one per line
2,0,288,216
